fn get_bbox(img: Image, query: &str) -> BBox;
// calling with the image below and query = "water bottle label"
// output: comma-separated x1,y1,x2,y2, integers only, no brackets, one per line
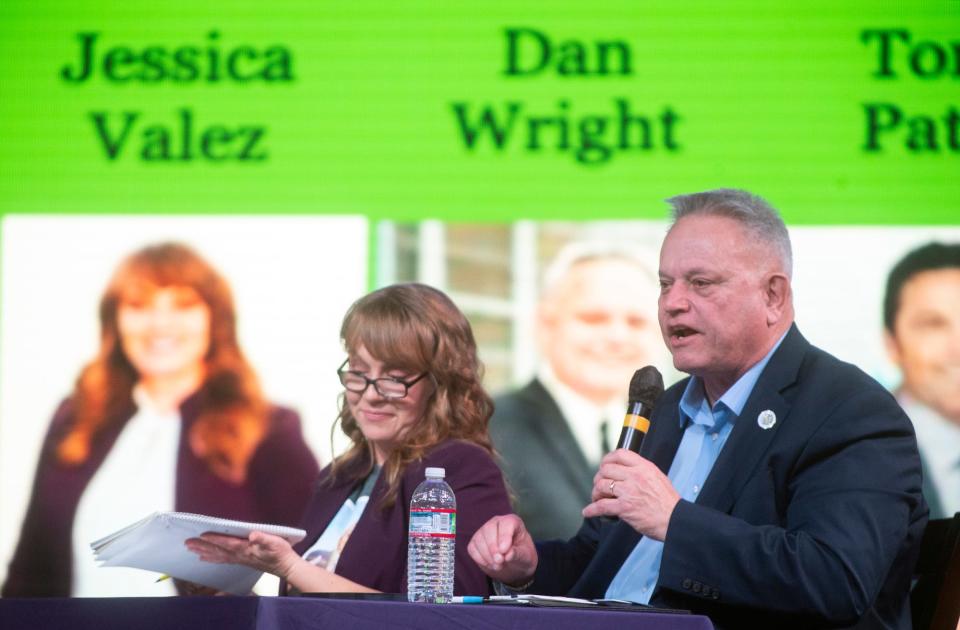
409,508,456,538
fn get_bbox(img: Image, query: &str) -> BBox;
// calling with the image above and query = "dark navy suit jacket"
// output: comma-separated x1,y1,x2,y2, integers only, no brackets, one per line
490,380,594,540
532,325,928,629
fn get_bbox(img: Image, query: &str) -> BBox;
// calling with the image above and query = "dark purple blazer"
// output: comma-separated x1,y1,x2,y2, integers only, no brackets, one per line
2,392,320,597
288,440,511,596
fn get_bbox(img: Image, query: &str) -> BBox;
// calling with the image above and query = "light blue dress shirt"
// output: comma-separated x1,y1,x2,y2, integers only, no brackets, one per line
605,333,786,604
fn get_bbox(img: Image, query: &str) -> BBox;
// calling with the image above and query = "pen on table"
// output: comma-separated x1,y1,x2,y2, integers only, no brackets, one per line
155,574,171,583
451,595,484,604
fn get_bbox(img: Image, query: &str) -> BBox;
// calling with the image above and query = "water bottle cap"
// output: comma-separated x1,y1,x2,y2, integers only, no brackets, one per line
425,467,446,478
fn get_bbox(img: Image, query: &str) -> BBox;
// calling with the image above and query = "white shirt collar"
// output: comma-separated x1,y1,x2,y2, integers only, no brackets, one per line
538,363,625,465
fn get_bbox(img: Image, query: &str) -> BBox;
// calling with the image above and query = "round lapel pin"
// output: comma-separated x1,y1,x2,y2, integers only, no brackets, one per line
757,409,777,430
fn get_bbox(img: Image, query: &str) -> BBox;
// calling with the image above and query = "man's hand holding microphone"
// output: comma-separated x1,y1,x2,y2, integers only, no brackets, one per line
468,366,673,585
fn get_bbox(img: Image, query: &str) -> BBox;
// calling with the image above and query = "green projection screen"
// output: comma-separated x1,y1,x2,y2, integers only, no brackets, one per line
0,0,958,596
1,0,957,223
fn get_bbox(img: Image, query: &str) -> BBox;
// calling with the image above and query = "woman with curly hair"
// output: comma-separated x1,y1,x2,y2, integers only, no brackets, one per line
187,283,511,595
2,242,320,597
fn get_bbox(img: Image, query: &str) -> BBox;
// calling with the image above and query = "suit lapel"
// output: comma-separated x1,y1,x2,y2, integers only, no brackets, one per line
570,384,687,597
641,385,686,476
697,324,806,513
293,469,358,556
333,465,402,588
570,519,641,598
523,380,595,496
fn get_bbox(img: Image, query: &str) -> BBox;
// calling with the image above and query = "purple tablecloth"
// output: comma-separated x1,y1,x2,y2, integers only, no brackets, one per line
0,596,715,630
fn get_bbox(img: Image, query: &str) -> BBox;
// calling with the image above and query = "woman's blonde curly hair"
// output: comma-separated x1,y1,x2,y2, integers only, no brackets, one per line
330,283,496,508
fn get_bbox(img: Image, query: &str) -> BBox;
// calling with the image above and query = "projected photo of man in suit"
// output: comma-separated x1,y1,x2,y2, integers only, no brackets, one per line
489,243,663,540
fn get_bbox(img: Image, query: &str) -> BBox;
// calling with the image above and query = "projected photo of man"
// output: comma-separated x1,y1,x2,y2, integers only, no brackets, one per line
490,242,665,540
884,241,960,519
1,243,320,597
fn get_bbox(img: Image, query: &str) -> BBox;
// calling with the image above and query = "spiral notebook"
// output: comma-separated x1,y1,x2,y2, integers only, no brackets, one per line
90,511,306,595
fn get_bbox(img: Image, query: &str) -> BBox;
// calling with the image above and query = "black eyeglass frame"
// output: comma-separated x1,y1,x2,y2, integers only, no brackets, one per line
336,359,430,399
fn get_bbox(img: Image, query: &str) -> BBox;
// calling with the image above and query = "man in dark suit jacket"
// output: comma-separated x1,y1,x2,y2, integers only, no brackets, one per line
491,244,663,540
469,189,927,629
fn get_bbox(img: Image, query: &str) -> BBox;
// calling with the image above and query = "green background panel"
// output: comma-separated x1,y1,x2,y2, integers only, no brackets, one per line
0,1,957,223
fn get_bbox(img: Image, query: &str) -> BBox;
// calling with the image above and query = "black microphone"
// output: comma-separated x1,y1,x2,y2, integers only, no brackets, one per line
616,366,664,454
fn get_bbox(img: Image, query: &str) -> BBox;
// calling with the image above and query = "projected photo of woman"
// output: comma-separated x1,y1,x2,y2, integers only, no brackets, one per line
1,242,320,597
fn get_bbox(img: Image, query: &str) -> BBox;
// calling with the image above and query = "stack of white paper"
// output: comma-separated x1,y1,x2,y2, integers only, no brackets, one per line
90,511,307,595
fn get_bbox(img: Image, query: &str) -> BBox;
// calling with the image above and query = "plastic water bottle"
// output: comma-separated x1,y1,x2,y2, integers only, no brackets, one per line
407,467,456,603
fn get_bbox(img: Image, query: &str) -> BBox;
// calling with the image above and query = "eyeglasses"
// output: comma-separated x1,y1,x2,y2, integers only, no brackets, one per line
337,359,429,399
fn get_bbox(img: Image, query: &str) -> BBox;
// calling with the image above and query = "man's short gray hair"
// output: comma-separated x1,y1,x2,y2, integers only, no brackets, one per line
666,188,793,277
541,241,657,297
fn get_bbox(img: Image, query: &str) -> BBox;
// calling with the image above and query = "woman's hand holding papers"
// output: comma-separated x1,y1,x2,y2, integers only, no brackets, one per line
466,514,538,589
186,531,300,580
185,531,379,594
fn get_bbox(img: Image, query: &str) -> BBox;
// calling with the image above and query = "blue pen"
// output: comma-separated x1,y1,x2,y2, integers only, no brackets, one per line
451,596,484,604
